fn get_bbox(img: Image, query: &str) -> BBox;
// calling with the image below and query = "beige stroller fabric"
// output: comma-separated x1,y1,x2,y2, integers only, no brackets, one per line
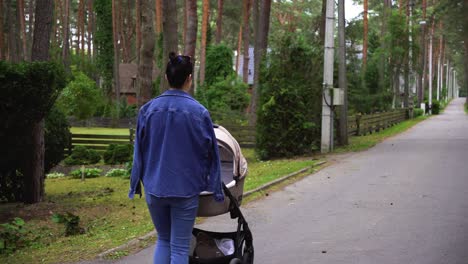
214,126,248,182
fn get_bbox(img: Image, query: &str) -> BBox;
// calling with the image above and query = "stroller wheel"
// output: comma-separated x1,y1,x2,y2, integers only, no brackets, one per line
229,258,243,264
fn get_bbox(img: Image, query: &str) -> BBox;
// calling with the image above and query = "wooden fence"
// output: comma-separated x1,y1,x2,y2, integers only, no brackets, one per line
347,109,409,136
67,109,409,152
67,125,256,152
222,125,256,148
67,129,135,153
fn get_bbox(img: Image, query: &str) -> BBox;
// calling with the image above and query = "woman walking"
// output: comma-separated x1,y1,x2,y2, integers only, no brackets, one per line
129,52,224,264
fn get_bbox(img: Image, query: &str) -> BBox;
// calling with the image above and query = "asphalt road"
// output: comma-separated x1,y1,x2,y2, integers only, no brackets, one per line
108,98,468,264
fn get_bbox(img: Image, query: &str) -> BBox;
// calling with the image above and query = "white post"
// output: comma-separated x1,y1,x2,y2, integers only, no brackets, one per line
453,71,457,98
428,30,433,114
446,61,450,101
321,0,335,153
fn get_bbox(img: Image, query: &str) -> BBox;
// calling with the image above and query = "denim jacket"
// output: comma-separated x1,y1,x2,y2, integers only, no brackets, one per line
128,89,224,202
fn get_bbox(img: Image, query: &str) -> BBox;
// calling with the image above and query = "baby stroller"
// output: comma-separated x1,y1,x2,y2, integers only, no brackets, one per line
189,125,254,264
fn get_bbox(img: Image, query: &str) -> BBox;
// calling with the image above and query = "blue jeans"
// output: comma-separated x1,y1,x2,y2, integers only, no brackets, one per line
146,194,199,264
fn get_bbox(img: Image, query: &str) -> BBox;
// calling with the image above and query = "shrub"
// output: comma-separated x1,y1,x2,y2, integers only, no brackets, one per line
70,168,102,178
413,108,424,118
46,172,66,179
45,106,71,173
431,100,441,115
0,61,66,202
0,218,28,254
51,212,83,236
256,34,322,159
105,168,129,178
103,144,133,165
196,74,250,119
64,146,101,165
204,44,234,86
56,70,103,120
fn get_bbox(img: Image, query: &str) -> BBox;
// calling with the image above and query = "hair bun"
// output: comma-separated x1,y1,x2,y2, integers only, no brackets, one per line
169,52,177,63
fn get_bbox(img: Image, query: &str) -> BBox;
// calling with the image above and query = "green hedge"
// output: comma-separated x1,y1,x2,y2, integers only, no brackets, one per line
256,34,322,159
64,146,101,165
0,61,66,202
45,106,71,173
103,144,133,165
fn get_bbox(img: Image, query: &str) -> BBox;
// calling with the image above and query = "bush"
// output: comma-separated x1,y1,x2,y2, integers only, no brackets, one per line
103,144,133,165
105,168,129,178
413,108,424,118
70,168,102,178
204,44,234,86
51,212,83,236
64,146,101,165
431,100,441,115
56,70,103,120
0,61,66,202
0,218,28,254
196,74,250,119
45,106,71,173
256,34,322,159
46,172,66,179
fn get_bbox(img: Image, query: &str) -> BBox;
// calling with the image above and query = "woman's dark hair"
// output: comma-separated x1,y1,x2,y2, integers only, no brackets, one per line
165,52,193,89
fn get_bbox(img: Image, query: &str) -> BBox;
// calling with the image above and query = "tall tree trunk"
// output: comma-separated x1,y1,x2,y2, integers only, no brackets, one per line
78,0,85,58
338,0,348,145
119,3,129,63
26,0,53,204
87,0,93,60
6,0,19,62
27,0,35,60
235,25,242,74
183,1,187,45
184,0,197,95
112,0,121,104
404,0,411,108
464,0,468,104
215,0,223,44
437,22,443,101
161,0,178,92
62,0,70,71
136,0,141,63
319,0,326,44
242,0,251,83
199,0,209,86
137,0,155,107
362,0,368,69
379,0,391,94
0,0,4,60
249,0,271,125
155,0,162,34
18,0,27,61
417,0,427,105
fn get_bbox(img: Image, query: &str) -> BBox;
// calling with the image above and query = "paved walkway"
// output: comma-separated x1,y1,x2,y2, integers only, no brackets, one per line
89,98,468,264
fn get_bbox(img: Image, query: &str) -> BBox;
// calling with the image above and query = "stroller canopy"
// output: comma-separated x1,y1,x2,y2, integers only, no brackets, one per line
214,126,248,188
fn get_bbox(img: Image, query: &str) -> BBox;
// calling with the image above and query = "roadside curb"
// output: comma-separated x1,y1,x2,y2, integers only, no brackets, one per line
97,160,326,260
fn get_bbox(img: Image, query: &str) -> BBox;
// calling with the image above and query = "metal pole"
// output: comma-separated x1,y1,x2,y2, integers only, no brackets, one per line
321,0,335,153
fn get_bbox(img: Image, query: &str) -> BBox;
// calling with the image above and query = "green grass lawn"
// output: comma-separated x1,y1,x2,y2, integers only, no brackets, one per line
335,115,428,153
0,148,316,264
465,103,468,114
3,114,426,263
71,127,131,135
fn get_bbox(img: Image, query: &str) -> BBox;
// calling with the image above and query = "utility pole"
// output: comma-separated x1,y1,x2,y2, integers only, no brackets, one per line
338,0,348,145
321,0,335,153
428,21,433,114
